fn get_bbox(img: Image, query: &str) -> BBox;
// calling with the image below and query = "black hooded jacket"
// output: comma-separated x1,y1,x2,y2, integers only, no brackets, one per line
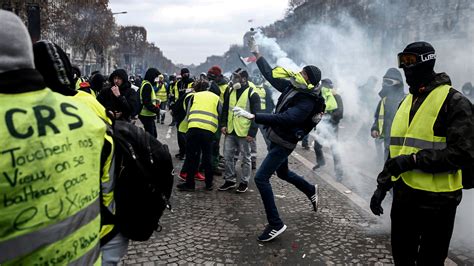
139,68,161,115
387,73,474,207
97,69,139,120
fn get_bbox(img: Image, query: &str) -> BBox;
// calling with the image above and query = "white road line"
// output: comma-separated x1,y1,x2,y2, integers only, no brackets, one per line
166,126,172,139
291,151,371,215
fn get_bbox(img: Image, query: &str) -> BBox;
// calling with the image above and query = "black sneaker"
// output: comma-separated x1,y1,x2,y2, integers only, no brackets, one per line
257,224,287,242
236,183,248,193
218,181,236,191
309,184,319,212
312,163,325,171
177,183,195,192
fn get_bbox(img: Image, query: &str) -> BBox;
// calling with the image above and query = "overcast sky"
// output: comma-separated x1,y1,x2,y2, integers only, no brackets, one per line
109,0,288,65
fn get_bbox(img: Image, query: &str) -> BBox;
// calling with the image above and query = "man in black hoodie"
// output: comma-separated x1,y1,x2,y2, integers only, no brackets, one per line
370,41,474,265
371,68,405,160
139,68,161,138
97,69,139,121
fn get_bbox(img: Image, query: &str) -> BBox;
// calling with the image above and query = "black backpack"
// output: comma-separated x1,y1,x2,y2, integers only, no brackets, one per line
112,120,174,241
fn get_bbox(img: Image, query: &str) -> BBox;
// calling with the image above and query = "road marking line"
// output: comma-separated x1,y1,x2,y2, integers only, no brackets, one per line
291,151,371,215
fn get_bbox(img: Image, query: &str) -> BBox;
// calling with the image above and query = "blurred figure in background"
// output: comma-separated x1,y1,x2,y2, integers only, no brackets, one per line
371,68,405,161
461,82,473,103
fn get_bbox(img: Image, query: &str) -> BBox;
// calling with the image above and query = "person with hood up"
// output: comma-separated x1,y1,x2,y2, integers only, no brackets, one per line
139,68,162,138
90,71,106,96
97,68,139,121
172,68,194,159
371,68,405,160
370,41,474,265
238,37,325,241
0,11,107,264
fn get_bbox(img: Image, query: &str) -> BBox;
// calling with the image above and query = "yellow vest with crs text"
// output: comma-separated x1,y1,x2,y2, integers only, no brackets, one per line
321,86,338,112
390,84,462,192
0,88,106,265
178,92,195,133
187,91,220,133
227,86,255,137
140,80,157,116
156,83,168,102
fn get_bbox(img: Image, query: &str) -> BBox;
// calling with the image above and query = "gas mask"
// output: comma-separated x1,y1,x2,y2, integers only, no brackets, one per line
232,82,242,90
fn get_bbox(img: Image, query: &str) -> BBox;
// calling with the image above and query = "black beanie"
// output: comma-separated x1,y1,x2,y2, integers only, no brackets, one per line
402,41,436,70
303,65,321,86
33,40,76,96
181,68,190,75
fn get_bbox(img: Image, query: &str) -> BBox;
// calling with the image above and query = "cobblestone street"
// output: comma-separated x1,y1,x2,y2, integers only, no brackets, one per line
120,119,473,265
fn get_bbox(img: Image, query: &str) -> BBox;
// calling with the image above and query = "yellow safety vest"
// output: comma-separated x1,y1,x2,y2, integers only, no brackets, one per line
390,84,462,192
172,81,193,100
227,87,255,137
251,83,266,110
73,91,115,240
0,88,106,265
178,92,195,133
378,97,386,138
321,86,338,112
156,84,168,103
187,91,220,133
140,80,157,116
218,83,228,104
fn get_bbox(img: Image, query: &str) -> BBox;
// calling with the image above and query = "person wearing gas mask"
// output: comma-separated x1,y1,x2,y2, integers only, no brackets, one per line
371,68,405,161
138,68,161,138
370,41,474,265
236,37,325,242
155,74,168,124
461,82,473,103
218,69,261,193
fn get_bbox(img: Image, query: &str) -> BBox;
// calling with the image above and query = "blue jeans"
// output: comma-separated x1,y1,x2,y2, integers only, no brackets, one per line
101,233,129,265
254,142,315,227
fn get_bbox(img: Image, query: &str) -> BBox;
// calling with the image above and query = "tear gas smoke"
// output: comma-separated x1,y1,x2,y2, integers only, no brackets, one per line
253,14,473,250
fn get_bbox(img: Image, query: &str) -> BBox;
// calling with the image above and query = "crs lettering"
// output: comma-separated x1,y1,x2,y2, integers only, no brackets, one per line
4,103,83,139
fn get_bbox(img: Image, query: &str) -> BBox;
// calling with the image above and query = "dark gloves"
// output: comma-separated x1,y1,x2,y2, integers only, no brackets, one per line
385,154,416,177
370,187,387,216
370,167,393,216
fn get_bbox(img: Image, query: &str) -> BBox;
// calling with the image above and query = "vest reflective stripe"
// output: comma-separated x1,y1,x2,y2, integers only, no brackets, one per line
188,91,220,133
0,198,99,262
228,87,254,137
178,93,195,133
140,80,157,116
321,86,338,112
156,84,168,102
390,84,462,192
378,97,386,137
0,88,105,265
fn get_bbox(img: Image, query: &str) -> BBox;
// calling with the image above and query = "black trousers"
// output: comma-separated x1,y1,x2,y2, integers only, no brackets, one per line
391,187,459,266
184,128,213,187
177,131,186,156
139,115,157,138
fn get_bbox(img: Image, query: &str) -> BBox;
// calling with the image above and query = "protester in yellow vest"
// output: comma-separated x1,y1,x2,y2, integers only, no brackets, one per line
218,68,260,193
172,68,195,160
139,68,161,138
177,80,221,191
155,74,168,124
207,65,229,176
311,78,344,182
370,68,405,161
0,12,106,265
32,39,127,265
370,42,474,265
